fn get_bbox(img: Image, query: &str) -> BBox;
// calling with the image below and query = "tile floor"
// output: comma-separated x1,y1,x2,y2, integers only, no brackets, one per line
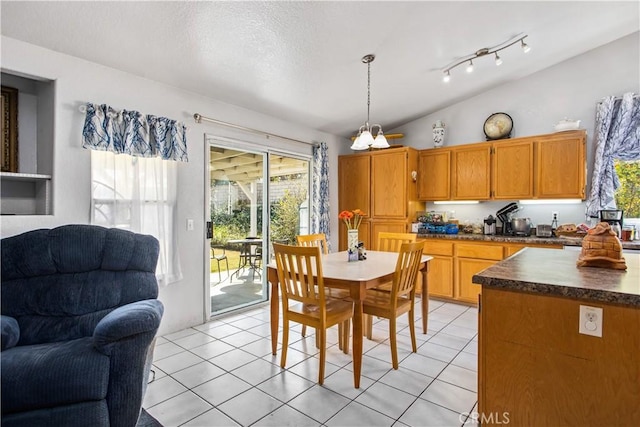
144,298,479,427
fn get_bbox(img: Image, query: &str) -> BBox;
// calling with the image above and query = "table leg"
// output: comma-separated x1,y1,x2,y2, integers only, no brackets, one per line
352,295,363,389
269,268,279,355
421,262,430,334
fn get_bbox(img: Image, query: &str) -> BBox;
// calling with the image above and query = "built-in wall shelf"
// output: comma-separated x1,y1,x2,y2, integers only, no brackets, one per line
1,173,52,215
1,72,55,216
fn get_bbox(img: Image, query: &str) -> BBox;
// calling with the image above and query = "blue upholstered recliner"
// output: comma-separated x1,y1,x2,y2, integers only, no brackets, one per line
1,225,164,427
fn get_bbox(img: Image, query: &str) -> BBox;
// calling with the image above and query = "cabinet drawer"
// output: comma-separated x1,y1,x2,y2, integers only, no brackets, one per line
422,240,454,256
456,243,504,260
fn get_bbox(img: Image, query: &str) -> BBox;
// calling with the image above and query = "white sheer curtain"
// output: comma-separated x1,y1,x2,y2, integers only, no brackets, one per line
91,150,182,286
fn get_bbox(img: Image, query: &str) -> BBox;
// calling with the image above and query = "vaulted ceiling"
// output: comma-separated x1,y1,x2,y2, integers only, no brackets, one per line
2,2,638,138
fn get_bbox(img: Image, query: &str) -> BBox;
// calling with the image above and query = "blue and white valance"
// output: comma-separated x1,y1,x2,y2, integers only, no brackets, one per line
82,103,188,162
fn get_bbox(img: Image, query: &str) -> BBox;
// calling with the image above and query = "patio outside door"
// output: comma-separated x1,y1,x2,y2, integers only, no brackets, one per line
207,139,310,317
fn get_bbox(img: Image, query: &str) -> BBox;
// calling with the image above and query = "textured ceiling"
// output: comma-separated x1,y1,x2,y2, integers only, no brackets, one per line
2,1,638,138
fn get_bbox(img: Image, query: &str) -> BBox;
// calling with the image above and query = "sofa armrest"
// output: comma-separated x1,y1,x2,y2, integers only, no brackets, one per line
1,315,20,351
93,300,163,355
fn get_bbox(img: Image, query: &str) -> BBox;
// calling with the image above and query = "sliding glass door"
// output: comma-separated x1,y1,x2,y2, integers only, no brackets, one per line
206,137,310,318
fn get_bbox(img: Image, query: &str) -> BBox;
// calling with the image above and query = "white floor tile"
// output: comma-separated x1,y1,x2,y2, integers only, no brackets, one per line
325,401,395,427
398,398,463,427
440,324,477,340
437,364,478,392
323,367,374,400
143,376,188,408
451,350,477,372
172,331,216,349
153,341,186,361
209,348,258,371
153,351,205,375
163,328,199,341
252,404,320,427
231,358,283,385
354,381,416,419
420,379,477,414
256,370,316,403
146,390,211,426
401,353,448,378
182,407,241,426
189,340,235,360
419,341,461,363
192,373,252,406
288,385,351,424
428,332,473,351
171,361,226,388
216,388,283,426
378,368,434,397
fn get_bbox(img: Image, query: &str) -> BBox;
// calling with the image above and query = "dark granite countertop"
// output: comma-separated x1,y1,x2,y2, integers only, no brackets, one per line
417,232,640,250
472,247,640,307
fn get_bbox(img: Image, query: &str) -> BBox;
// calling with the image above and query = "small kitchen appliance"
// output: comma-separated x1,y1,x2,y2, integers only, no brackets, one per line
510,217,532,236
483,215,497,235
599,209,623,237
536,224,553,238
496,202,521,235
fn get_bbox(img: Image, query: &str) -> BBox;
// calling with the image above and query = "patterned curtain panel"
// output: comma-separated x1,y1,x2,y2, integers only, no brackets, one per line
586,92,640,218
82,103,188,162
312,142,331,250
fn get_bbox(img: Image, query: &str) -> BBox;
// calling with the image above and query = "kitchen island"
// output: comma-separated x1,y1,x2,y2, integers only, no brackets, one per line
472,248,639,426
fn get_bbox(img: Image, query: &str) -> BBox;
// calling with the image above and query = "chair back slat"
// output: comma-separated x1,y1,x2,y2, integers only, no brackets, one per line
377,232,417,252
296,233,329,254
391,241,424,300
273,243,324,308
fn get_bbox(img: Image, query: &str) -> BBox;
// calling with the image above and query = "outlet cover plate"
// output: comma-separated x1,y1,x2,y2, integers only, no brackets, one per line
579,305,603,337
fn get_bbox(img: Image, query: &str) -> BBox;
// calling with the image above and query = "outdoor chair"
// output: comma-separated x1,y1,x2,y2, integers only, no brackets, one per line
211,246,229,283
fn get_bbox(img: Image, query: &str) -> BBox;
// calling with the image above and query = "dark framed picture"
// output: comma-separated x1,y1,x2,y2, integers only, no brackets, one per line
1,86,18,172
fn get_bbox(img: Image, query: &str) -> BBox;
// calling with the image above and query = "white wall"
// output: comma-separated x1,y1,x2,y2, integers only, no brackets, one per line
0,36,348,335
390,32,640,227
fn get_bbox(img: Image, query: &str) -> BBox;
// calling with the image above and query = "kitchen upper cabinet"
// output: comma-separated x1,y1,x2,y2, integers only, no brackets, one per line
535,131,586,199
492,139,534,199
371,150,409,218
338,147,422,251
418,149,450,201
338,154,370,213
417,130,586,202
451,143,492,200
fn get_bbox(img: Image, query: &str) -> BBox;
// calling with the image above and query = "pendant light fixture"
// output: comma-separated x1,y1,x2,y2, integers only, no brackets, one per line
350,54,389,150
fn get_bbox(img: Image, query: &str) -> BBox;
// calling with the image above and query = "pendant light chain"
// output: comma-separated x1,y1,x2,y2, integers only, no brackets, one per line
366,59,371,127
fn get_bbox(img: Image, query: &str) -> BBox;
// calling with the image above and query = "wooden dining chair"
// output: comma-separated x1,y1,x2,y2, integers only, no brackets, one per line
296,233,329,254
295,233,349,351
273,243,353,384
364,232,419,335
362,241,424,369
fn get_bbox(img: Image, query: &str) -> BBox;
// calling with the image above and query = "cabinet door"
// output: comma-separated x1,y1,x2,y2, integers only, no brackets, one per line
426,256,454,298
452,143,492,200
418,149,451,201
371,150,407,218
456,258,496,304
493,140,534,199
535,131,586,199
338,154,370,213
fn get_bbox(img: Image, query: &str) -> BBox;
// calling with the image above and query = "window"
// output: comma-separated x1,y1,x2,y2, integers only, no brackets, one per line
91,150,181,286
614,159,639,218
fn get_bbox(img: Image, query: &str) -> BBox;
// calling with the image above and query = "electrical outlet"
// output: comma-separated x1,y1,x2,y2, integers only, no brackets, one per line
552,211,559,219
579,305,603,337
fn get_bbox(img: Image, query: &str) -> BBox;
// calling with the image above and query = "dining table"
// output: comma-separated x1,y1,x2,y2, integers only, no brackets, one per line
227,238,263,279
267,250,432,388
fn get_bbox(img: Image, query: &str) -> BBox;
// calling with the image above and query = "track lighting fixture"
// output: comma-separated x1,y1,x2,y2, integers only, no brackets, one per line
441,34,530,83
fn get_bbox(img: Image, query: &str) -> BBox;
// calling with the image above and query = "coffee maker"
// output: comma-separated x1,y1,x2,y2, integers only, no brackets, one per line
496,202,521,235
599,209,623,237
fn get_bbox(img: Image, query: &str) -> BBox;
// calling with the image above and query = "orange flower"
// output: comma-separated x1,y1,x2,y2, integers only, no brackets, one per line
339,209,366,229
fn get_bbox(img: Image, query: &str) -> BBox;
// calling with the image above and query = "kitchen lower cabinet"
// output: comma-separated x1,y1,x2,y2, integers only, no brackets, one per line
426,256,454,298
456,258,496,304
421,239,562,305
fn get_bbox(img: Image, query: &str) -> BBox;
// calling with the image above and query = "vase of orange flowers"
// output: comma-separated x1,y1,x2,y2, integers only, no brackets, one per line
339,209,366,256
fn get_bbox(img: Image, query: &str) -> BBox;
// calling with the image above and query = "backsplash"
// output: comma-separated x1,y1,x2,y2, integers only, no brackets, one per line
422,201,588,228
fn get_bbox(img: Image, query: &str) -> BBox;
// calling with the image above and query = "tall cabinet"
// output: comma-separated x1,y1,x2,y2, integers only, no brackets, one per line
338,147,423,250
